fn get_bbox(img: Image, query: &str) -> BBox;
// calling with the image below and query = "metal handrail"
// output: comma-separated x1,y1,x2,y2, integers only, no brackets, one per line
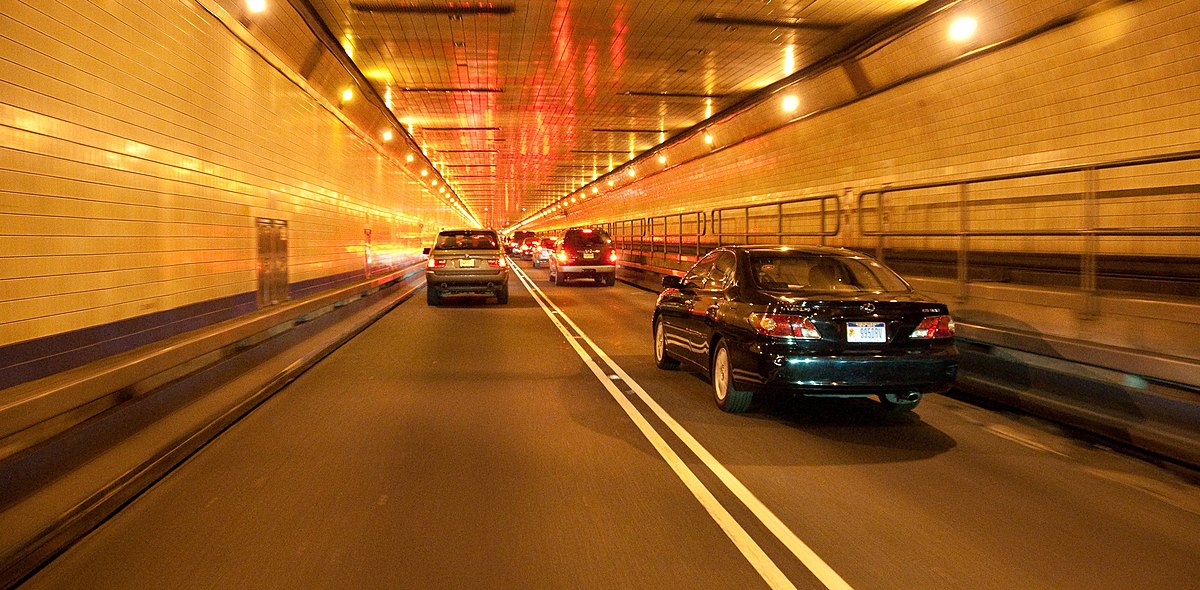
609,211,707,264
711,194,841,245
856,149,1200,306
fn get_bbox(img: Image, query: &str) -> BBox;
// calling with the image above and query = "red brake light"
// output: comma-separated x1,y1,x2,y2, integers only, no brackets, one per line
487,258,507,268
581,229,593,233
749,314,821,339
427,258,447,268
910,315,955,339
609,251,618,262
556,250,568,263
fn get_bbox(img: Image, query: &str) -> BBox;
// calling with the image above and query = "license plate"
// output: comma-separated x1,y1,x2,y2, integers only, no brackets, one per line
458,258,475,268
583,253,596,259
847,322,886,343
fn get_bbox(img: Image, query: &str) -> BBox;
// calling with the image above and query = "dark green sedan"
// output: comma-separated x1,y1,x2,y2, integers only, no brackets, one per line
653,246,958,413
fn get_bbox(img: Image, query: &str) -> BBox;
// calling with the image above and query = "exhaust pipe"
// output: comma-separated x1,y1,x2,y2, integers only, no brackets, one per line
902,391,922,403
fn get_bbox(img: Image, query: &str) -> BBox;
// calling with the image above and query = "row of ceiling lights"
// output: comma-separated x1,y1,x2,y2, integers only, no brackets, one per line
246,0,477,225
507,14,981,233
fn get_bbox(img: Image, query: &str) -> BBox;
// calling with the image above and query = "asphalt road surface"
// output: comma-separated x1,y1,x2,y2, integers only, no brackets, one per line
23,261,1200,589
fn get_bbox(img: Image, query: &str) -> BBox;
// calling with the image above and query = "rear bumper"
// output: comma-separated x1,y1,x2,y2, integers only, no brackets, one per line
558,264,616,274
731,342,958,396
426,270,508,294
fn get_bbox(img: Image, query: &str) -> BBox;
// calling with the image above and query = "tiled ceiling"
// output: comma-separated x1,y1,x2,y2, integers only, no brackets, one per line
305,0,931,228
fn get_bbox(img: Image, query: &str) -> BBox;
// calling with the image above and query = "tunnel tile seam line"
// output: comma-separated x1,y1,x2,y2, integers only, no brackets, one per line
512,265,853,590
509,266,795,590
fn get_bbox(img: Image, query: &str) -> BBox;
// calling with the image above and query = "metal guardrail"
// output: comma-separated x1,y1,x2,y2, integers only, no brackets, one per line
857,150,1200,305
607,194,843,268
712,194,841,245
607,211,708,265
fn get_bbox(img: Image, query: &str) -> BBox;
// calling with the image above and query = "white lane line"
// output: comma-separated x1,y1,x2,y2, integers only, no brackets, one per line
513,265,855,590
511,266,797,590
985,425,1071,458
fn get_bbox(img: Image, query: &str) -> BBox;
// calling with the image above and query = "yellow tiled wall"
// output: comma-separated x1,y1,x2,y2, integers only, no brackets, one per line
0,0,461,348
541,0,1199,261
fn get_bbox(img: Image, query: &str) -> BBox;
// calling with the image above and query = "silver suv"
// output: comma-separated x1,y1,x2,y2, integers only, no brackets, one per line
423,229,510,305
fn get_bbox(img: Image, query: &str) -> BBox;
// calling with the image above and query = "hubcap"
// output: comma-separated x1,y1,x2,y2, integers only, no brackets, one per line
655,322,665,360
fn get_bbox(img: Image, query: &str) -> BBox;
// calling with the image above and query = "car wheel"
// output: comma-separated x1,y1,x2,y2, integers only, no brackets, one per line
496,285,509,304
879,392,922,411
712,341,752,413
653,318,680,370
554,272,566,286
426,288,440,306
532,259,540,269
602,273,615,286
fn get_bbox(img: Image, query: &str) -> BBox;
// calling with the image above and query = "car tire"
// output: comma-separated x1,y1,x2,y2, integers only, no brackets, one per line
554,272,566,286
602,273,615,286
426,288,440,306
496,286,509,304
712,341,753,413
653,318,680,370
879,392,921,412
532,259,540,268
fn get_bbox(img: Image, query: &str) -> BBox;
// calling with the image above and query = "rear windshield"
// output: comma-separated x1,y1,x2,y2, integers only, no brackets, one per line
750,253,911,293
564,230,610,248
434,231,500,250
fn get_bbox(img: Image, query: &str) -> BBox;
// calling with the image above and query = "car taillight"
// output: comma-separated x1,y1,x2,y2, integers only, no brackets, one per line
427,258,447,268
609,251,618,263
487,258,507,268
556,250,568,263
749,313,821,339
910,315,955,339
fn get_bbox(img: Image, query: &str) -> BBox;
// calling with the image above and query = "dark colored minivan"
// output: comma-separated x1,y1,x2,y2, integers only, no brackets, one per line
548,227,617,286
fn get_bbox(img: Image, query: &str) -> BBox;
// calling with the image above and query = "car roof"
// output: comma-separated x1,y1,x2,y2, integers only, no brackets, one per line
727,245,863,257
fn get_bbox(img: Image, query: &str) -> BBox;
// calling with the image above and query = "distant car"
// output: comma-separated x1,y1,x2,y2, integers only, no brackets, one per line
653,246,958,413
507,230,535,254
423,229,509,305
516,236,540,260
548,227,617,286
531,237,556,268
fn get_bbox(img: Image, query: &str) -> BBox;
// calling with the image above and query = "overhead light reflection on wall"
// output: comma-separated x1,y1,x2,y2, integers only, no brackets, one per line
246,0,267,13
949,17,978,42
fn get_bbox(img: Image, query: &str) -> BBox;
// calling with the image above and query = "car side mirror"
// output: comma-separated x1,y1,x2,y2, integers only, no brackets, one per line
422,247,431,255
662,275,684,289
